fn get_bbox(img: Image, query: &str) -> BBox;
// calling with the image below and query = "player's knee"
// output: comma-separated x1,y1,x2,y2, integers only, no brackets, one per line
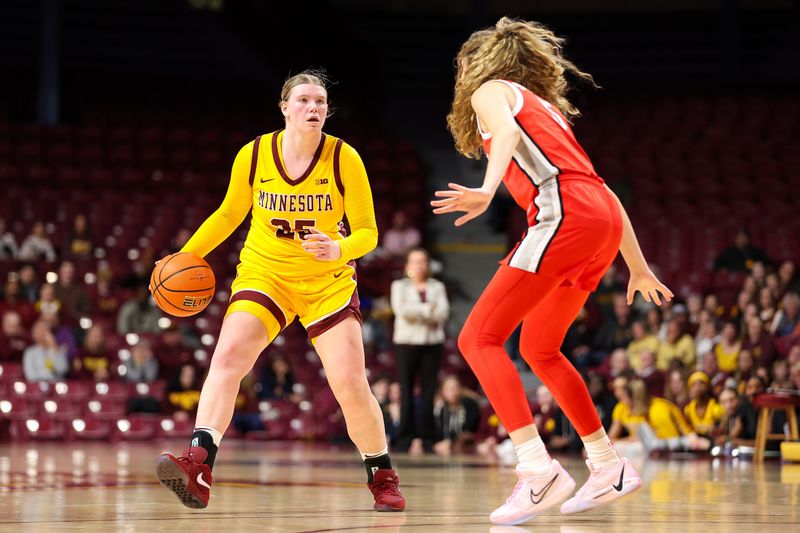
330,373,370,407
458,322,499,357
210,344,251,378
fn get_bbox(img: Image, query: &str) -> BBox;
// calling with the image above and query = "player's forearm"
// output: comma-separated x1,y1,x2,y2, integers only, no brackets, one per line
337,226,378,261
181,208,247,258
605,185,649,275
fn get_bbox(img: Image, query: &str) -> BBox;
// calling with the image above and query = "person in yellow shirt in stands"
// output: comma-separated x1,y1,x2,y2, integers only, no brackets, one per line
610,378,710,453
656,319,696,370
627,319,660,371
683,371,725,438
713,320,742,373
154,70,405,512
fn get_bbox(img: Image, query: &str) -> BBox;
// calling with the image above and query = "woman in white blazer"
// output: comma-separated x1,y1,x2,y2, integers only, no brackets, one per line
390,248,450,452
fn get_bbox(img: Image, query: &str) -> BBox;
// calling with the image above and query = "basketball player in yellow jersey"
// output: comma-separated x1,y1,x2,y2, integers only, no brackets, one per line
155,70,406,512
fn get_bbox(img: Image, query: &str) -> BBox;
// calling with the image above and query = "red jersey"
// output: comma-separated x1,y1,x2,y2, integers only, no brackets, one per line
480,80,620,289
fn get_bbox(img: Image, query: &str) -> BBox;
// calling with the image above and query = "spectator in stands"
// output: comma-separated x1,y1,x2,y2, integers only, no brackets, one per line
383,210,421,257
116,284,161,335
534,385,581,453
656,319,696,370
258,351,296,400
700,351,731,396
22,319,69,382
167,363,202,422
371,377,395,441
124,338,159,383
713,228,772,272
63,214,94,260
637,350,665,397
628,319,660,371
664,369,690,409
758,286,777,324
704,293,725,320
0,218,18,260
741,316,775,367
386,381,402,443
645,307,665,339
35,283,61,317
587,372,615,430
53,260,91,326
72,324,110,381
686,293,703,333
714,321,741,373
765,272,782,301
432,375,480,456
727,290,751,325
608,348,632,379
771,359,791,389
92,267,122,319
38,310,78,361
778,260,798,294
231,371,263,435
608,375,635,439
592,293,634,355
18,221,57,262
626,379,709,454
734,350,755,390
18,264,39,304
683,372,724,438
791,362,800,391
771,292,800,337
0,311,28,362
593,266,625,319
391,247,449,453
0,277,36,328
694,317,720,368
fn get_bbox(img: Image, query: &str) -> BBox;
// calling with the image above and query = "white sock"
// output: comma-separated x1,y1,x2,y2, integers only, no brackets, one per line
194,426,223,447
360,447,388,460
583,435,620,467
515,436,552,475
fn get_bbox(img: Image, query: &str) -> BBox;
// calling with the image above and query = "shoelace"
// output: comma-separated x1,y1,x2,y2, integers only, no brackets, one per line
373,475,402,497
505,479,526,504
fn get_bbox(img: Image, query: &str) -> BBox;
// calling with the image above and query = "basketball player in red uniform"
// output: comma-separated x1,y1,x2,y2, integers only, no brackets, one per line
432,18,673,525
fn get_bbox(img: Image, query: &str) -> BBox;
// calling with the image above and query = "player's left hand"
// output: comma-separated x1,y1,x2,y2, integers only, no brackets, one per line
301,228,342,262
627,269,674,306
431,182,493,227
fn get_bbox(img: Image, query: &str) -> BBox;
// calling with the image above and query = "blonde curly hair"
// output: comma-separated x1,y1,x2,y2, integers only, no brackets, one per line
447,17,596,159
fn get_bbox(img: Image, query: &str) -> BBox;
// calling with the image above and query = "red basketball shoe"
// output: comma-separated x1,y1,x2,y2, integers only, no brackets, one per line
156,447,213,509
368,469,406,511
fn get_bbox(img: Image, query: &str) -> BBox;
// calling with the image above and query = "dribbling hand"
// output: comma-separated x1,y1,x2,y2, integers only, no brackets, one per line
627,270,673,306
301,228,342,262
431,182,493,227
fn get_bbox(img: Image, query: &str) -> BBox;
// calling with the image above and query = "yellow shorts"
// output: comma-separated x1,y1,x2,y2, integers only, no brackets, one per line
226,261,360,342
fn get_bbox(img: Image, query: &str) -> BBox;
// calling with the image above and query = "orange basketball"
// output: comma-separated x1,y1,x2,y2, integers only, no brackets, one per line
149,252,216,317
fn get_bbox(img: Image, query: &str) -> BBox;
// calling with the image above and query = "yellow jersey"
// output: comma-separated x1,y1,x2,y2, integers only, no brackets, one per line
684,398,724,436
612,397,690,439
181,130,378,280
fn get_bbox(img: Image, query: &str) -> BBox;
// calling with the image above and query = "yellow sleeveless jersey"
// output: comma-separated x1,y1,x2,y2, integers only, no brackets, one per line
180,130,378,280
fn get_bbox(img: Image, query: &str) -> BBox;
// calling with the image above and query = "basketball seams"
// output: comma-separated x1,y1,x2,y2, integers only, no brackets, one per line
150,252,215,317
152,265,213,294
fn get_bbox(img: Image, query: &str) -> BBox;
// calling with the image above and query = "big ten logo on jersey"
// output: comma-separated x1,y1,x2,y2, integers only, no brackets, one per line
315,177,328,185
183,295,213,308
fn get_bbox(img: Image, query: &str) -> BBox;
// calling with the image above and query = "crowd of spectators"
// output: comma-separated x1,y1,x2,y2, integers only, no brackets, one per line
2,213,800,459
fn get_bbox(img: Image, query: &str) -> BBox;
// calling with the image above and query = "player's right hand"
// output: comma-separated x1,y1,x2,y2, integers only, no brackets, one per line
431,182,493,227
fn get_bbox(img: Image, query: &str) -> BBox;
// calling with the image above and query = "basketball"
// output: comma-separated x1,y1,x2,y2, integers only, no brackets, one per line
149,252,216,317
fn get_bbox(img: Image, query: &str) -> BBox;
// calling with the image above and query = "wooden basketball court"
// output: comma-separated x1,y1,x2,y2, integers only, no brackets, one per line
0,441,798,532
